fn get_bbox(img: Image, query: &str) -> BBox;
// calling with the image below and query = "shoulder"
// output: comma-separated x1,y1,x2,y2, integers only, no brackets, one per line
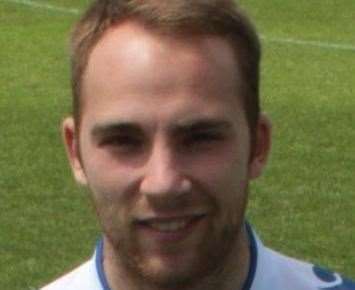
40,259,101,290
262,247,355,290
247,225,355,290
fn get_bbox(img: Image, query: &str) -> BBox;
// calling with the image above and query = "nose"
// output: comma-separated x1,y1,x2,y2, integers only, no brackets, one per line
139,142,191,199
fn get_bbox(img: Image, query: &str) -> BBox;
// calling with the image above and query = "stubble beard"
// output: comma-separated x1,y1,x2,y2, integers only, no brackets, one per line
100,199,248,290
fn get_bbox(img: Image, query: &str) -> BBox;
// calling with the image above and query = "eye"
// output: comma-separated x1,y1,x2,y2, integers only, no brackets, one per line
183,131,224,147
100,135,144,152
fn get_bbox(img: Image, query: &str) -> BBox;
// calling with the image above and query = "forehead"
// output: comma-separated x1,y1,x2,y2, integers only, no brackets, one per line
80,20,245,128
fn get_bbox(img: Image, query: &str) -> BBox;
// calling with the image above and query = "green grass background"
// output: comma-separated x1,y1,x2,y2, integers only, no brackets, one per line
0,0,354,289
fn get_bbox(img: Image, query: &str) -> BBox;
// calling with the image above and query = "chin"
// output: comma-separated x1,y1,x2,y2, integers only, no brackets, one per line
129,228,237,289
105,207,246,289
136,253,213,289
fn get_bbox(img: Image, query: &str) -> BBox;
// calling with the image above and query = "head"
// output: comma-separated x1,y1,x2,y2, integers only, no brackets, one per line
70,0,261,149
63,1,271,289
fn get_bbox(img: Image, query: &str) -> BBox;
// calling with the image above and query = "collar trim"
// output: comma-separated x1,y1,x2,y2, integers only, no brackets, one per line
95,239,111,290
243,222,258,290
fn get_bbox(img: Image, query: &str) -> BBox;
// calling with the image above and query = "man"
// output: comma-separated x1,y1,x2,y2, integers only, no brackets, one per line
41,0,354,290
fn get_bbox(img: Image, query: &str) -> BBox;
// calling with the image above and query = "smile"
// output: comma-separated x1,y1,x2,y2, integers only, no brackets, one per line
148,220,190,231
136,215,206,233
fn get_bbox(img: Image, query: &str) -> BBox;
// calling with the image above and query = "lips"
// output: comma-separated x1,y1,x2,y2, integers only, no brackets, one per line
136,214,206,233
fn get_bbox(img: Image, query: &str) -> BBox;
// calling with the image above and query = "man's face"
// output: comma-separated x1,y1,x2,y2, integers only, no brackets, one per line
64,21,270,288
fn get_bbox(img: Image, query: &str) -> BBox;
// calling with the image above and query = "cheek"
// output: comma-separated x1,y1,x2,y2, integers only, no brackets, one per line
85,167,136,243
82,162,141,237
81,148,140,201
192,152,249,227
191,151,249,194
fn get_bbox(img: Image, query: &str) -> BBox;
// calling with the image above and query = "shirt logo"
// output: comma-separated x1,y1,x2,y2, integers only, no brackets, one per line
313,266,355,290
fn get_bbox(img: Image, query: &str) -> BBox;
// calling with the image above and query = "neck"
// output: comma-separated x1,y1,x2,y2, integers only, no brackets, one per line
103,225,251,290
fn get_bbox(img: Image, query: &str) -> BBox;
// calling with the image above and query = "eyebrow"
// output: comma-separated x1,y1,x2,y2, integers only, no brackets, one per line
91,122,144,139
91,118,233,139
171,119,233,134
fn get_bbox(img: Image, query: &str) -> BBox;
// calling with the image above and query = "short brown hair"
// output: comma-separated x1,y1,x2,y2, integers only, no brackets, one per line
70,0,261,142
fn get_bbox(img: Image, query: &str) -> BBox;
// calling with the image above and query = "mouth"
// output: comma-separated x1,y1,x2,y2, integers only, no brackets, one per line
136,215,206,232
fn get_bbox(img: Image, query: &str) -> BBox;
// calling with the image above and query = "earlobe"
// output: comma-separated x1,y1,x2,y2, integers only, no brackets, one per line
62,117,88,185
248,113,272,180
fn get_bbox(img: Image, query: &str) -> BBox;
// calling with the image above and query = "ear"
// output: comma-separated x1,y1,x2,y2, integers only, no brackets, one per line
248,113,272,180
62,117,88,185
